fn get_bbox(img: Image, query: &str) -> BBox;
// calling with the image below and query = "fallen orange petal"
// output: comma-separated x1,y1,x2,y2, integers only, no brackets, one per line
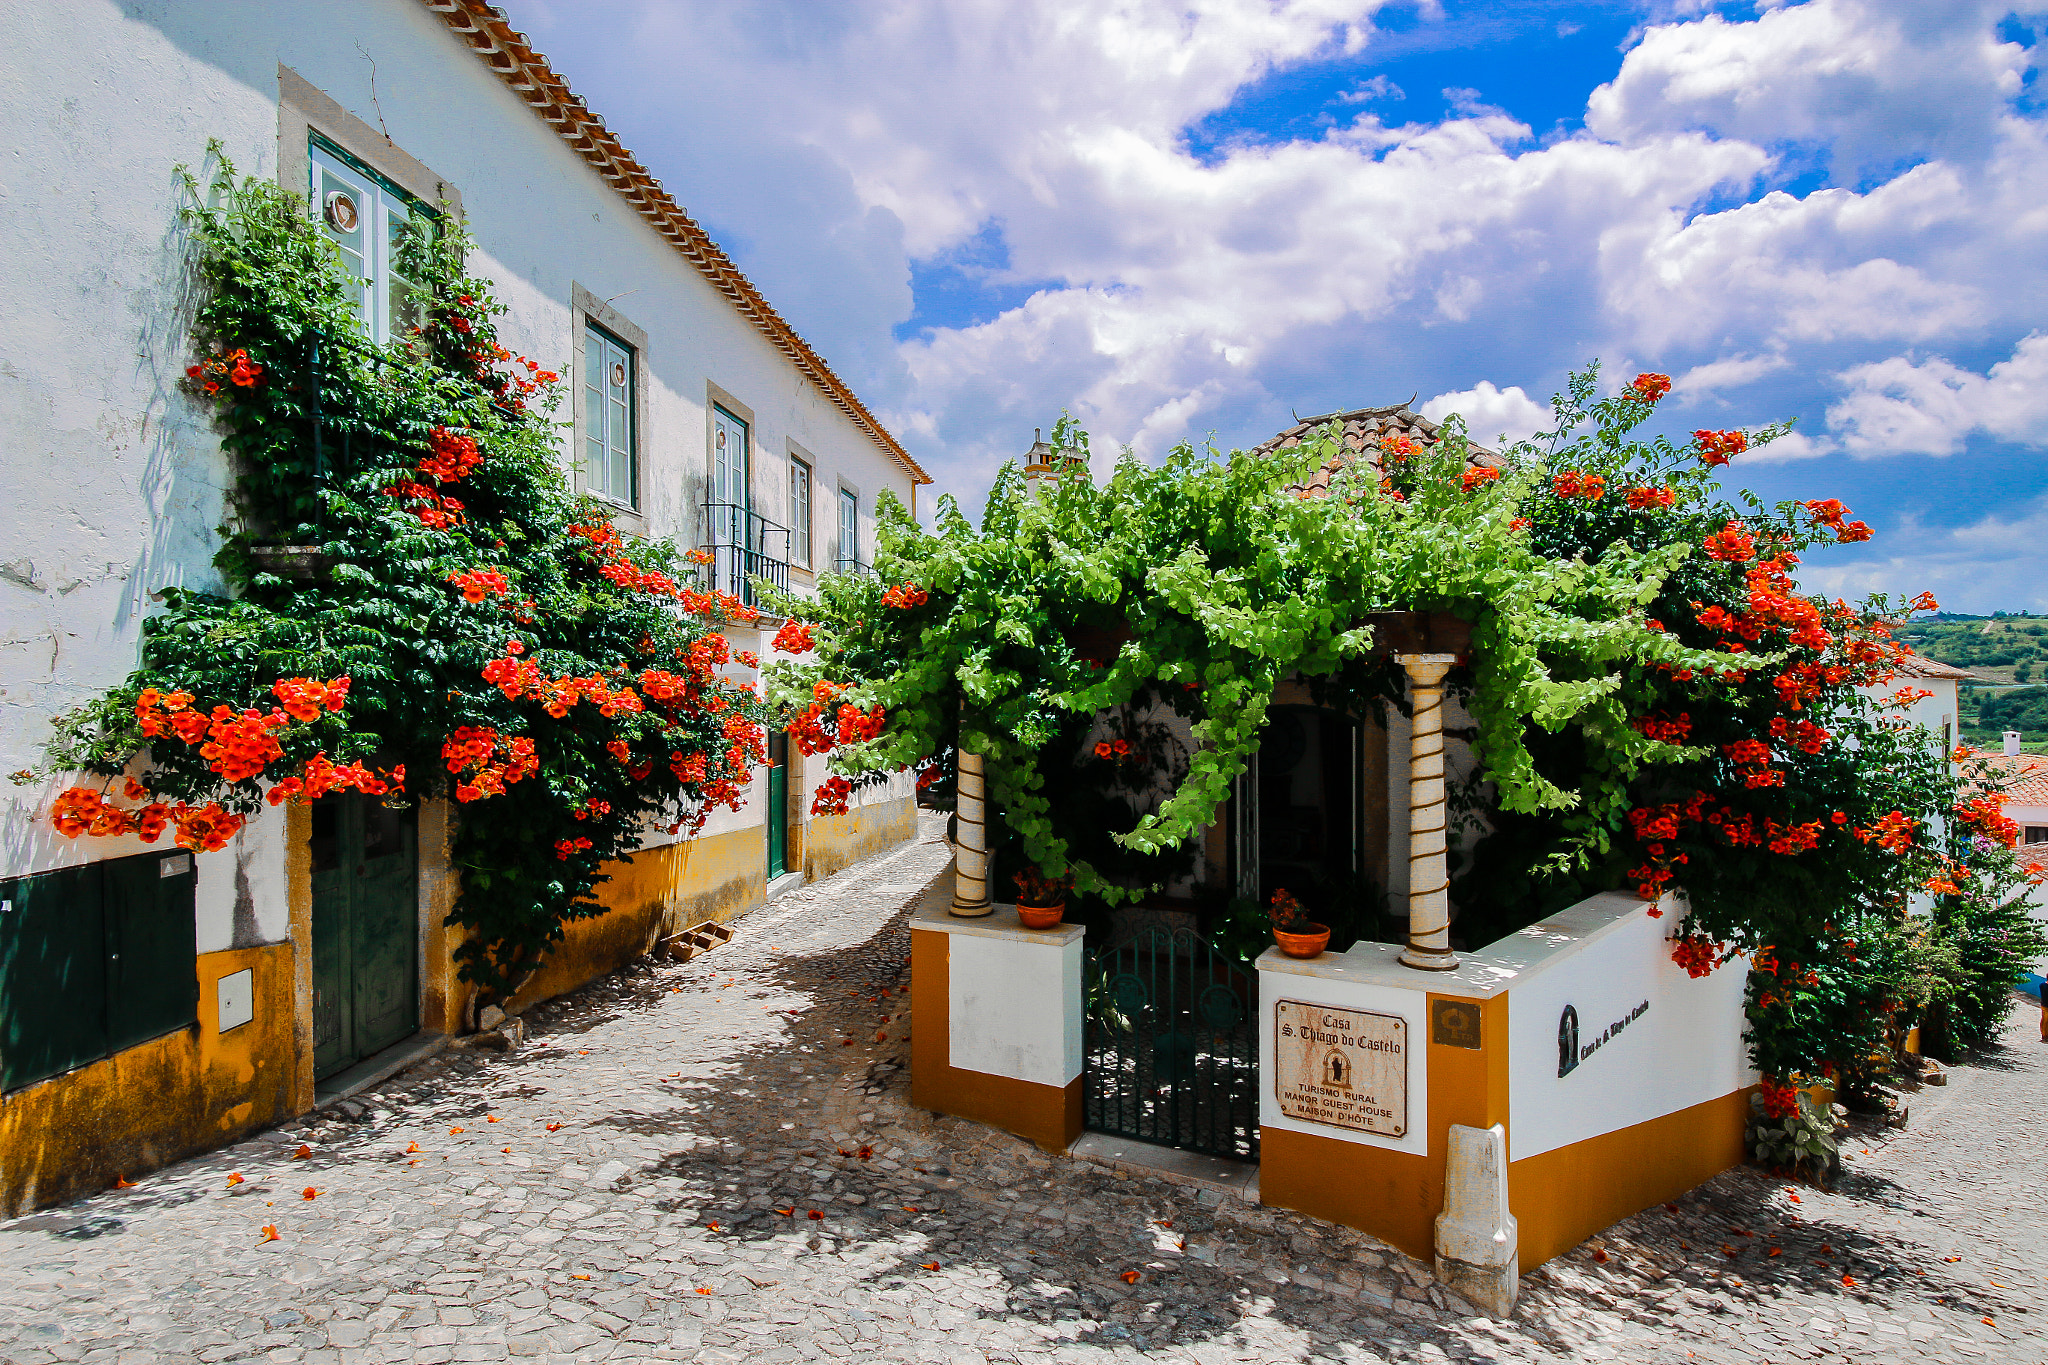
706,1221,721,1232
502,1147,512,1153
404,1142,420,1154
1593,1250,1609,1263
292,1144,312,1159
546,1122,563,1132
807,1210,824,1220
1121,1271,1142,1284
226,1172,245,1187
696,1287,714,1296
1787,1193,1802,1203
260,1225,280,1242
776,1207,794,1217
302,1187,317,1201
920,1261,941,1271
1768,1248,1782,1258
114,1176,137,1189
449,1127,465,1135
904,1206,919,1213
1983,1317,1996,1327
571,1273,591,1281
1989,1280,2006,1288
487,1115,501,1123
1842,1274,1857,1286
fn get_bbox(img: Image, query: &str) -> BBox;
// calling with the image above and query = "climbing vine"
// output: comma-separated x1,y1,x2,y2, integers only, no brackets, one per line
775,379,2043,1101
41,151,772,1001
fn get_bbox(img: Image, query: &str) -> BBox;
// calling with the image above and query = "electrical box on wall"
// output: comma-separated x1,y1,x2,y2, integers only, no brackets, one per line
217,969,255,1034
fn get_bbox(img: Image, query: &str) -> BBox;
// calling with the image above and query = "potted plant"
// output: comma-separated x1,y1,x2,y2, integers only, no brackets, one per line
1013,865,1072,930
1269,888,1330,958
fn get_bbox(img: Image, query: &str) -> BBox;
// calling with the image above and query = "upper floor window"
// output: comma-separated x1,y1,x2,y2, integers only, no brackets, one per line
584,323,636,507
310,135,434,344
838,487,860,573
789,457,813,569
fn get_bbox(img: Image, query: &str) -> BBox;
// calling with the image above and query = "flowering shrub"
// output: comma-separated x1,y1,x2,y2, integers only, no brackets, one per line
39,153,770,1002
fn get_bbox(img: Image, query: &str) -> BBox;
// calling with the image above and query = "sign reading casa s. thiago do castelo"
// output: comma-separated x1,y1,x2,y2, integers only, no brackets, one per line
1273,999,1407,1137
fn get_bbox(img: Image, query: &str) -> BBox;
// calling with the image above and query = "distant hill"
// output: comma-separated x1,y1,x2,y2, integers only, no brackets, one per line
1964,686,2048,747
1897,614,2048,685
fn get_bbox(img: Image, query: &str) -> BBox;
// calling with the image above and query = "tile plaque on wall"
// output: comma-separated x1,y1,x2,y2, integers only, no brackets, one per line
1273,999,1407,1137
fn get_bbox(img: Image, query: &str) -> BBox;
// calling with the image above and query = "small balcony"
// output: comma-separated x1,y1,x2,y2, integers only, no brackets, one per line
698,502,791,609
831,555,875,580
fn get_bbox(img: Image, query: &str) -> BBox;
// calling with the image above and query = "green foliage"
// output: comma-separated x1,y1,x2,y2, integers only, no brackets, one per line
1965,684,2048,743
44,149,769,1000
1746,1090,1840,1181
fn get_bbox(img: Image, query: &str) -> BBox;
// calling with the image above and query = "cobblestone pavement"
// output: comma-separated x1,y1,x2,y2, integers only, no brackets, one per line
3,812,2044,1364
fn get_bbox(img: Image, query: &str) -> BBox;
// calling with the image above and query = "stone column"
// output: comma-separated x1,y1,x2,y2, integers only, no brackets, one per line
1394,653,1459,970
950,748,993,917
1434,1122,1519,1317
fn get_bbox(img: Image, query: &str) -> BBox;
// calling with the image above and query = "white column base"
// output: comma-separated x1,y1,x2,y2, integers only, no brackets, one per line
1434,1122,1519,1318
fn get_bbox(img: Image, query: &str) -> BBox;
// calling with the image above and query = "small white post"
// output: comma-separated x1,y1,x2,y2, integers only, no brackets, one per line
1434,1122,1519,1317
1395,653,1458,970
950,748,993,917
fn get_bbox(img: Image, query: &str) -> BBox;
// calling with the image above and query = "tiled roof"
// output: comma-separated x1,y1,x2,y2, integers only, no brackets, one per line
1975,753,2048,807
1891,653,1979,680
1251,404,1499,497
418,2,928,486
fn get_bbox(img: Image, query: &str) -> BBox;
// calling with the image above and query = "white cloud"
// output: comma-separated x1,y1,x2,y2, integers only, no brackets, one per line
1420,382,1550,447
1828,333,2048,456
1800,497,2048,614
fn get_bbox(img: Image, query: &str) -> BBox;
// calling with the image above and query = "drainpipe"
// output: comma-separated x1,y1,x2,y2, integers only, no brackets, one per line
1395,653,1459,970
950,747,993,917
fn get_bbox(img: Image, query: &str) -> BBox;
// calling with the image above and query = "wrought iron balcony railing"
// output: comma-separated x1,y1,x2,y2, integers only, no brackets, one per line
698,502,791,608
831,555,874,579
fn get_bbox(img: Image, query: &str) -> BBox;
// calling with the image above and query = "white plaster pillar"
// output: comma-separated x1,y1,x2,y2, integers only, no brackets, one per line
950,748,993,918
1434,1122,1519,1317
1395,654,1458,970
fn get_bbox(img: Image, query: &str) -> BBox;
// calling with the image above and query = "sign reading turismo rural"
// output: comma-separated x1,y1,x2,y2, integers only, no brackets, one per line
1273,1000,1407,1137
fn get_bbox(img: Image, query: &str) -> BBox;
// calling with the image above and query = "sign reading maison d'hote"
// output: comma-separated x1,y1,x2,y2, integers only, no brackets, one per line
1273,999,1407,1137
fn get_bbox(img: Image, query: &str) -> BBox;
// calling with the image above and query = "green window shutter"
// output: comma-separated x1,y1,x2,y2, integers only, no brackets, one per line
103,852,199,1054
0,864,109,1092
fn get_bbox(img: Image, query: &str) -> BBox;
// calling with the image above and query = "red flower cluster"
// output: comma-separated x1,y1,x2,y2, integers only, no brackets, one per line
1692,429,1748,466
1953,795,2019,847
573,798,612,822
1767,715,1831,754
50,786,242,852
1460,467,1501,493
1094,738,1136,762
1800,499,1873,543
384,478,466,529
442,726,540,802
1625,373,1672,403
772,620,815,654
554,836,594,861
271,677,350,724
1756,1077,1801,1120
880,583,929,610
1552,470,1606,500
811,775,855,816
418,427,482,482
1631,712,1692,745
1625,485,1676,510
1854,810,1916,855
186,348,263,397
446,569,511,603
1670,934,1719,978
268,753,400,806
1702,521,1756,562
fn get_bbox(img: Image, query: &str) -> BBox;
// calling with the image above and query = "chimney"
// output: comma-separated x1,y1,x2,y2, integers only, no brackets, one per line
2007,730,2024,757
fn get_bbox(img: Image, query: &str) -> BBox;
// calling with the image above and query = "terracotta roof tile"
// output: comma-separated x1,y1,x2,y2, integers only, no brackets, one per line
1891,653,1980,680
1251,405,1498,498
1974,753,2048,807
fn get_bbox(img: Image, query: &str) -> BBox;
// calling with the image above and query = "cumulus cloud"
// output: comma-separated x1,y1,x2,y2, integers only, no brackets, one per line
1826,333,2048,456
1420,381,1550,447
1800,496,2048,614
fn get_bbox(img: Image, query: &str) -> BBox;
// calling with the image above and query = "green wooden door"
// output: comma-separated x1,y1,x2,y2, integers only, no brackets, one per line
766,731,789,879
311,796,418,1079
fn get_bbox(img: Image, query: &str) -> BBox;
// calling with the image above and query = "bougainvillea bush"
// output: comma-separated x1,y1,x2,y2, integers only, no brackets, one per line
43,152,770,1002
771,378,2042,1111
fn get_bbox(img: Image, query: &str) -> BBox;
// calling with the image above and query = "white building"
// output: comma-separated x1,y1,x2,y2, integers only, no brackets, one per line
0,0,925,1215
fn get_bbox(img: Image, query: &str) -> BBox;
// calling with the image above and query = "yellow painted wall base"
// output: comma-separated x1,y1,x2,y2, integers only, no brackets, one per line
0,941,297,1218
1508,1087,1751,1269
506,824,767,1016
806,796,917,884
909,925,1081,1153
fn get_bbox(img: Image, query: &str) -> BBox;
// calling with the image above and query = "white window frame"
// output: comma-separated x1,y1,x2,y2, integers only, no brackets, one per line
837,483,861,573
570,284,650,529
582,322,638,509
788,451,814,570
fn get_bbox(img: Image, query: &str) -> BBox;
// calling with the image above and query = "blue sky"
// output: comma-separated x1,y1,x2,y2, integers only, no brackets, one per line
514,0,2048,612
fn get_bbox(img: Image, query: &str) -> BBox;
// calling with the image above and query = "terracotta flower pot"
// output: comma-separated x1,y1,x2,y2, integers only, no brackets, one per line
1017,902,1066,930
1273,922,1331,958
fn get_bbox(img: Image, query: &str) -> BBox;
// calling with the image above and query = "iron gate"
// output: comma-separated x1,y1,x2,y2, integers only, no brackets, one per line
1084,926,1260,1160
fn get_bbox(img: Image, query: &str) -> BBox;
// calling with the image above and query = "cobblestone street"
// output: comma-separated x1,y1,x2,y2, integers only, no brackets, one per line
2,814,2043,1364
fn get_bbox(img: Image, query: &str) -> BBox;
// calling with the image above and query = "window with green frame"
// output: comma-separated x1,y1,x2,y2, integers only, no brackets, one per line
308,133,438,344
584,324,637,507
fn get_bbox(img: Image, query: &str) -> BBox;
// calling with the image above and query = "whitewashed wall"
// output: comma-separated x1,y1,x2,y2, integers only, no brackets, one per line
0,0,917,887
1504,891,1753,1161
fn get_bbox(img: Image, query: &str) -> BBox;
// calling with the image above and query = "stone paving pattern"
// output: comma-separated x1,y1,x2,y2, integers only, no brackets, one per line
2,812,2044,1363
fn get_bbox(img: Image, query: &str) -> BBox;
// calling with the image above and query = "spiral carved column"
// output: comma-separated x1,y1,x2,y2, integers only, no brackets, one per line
1396,654,1459,970
949,748,993,917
